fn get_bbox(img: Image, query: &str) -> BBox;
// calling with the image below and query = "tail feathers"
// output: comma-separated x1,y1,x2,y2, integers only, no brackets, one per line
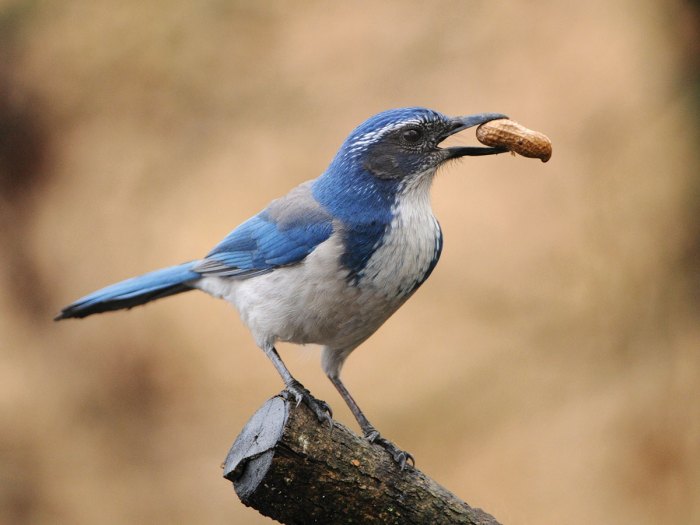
55,262,200,320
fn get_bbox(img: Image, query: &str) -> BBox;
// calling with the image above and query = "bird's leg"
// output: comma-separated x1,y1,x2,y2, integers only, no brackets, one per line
328,374,414,469
262,344,333,425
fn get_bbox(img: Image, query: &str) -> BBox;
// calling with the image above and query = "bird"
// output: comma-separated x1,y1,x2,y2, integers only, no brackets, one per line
55,107,509,468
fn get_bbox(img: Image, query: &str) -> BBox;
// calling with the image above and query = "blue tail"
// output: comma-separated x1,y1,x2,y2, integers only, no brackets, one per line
55,262,200,320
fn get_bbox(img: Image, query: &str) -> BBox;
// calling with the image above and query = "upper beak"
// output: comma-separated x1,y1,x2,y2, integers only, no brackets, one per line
441,112,509,158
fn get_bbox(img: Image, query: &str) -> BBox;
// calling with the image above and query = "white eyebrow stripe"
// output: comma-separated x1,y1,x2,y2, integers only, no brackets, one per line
350,119,423,149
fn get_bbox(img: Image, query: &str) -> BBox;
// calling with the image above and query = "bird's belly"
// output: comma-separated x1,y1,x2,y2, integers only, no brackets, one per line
196,235,399,350
196,204,440,351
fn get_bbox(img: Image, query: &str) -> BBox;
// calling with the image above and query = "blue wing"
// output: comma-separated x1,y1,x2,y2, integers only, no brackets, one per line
194,181,334,278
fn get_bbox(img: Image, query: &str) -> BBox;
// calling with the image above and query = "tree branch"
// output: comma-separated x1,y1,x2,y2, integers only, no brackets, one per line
223,393,502,525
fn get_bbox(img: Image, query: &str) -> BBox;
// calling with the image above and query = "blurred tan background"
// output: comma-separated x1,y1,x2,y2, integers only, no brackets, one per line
1,1,699,523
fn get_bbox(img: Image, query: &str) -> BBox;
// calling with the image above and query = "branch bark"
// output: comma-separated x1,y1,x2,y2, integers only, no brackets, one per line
223,393,502,525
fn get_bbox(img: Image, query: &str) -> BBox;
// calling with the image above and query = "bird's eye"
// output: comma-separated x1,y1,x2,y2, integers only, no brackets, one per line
402,127,424,144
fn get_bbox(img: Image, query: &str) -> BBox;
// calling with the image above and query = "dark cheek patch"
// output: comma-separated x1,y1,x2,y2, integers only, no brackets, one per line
364,153,400,179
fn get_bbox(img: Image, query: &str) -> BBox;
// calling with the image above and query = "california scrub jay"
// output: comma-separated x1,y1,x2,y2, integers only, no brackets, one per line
56,107,508,467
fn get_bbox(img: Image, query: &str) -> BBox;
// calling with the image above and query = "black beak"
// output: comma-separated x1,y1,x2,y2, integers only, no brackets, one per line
442,112,509,158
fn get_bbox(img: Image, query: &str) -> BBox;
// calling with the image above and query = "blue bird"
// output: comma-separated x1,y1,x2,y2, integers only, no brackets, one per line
56,107,508,467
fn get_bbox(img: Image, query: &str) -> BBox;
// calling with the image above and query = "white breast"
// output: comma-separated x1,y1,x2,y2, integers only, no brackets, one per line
358,170,441,299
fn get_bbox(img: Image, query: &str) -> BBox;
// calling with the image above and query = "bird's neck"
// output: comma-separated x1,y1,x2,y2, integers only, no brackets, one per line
313,167,440,286
313,165,400,226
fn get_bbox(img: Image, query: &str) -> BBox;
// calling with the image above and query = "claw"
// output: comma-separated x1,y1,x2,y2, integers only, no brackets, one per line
284,380,333,427
363,427,414,469
364,429,380,443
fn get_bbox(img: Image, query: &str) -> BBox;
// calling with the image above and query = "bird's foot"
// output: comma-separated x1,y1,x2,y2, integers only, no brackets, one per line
284,380,333,427
364,427,414,469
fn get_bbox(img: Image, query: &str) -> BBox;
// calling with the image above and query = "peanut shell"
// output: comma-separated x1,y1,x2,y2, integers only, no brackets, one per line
476,119,552,163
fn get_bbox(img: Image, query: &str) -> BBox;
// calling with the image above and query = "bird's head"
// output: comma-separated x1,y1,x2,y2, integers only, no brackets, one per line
334,107,509,181
314,107,510,223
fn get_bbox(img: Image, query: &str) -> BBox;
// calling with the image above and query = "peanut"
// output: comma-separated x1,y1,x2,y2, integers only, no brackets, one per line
476,119,552,163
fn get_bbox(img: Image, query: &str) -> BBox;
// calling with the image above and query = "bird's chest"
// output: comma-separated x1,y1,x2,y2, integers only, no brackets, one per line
356,194,442,300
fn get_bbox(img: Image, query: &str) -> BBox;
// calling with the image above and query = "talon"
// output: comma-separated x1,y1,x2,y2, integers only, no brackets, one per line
284,380,333,426
364,429,380,443
396,450,415,469
363,430,414,469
